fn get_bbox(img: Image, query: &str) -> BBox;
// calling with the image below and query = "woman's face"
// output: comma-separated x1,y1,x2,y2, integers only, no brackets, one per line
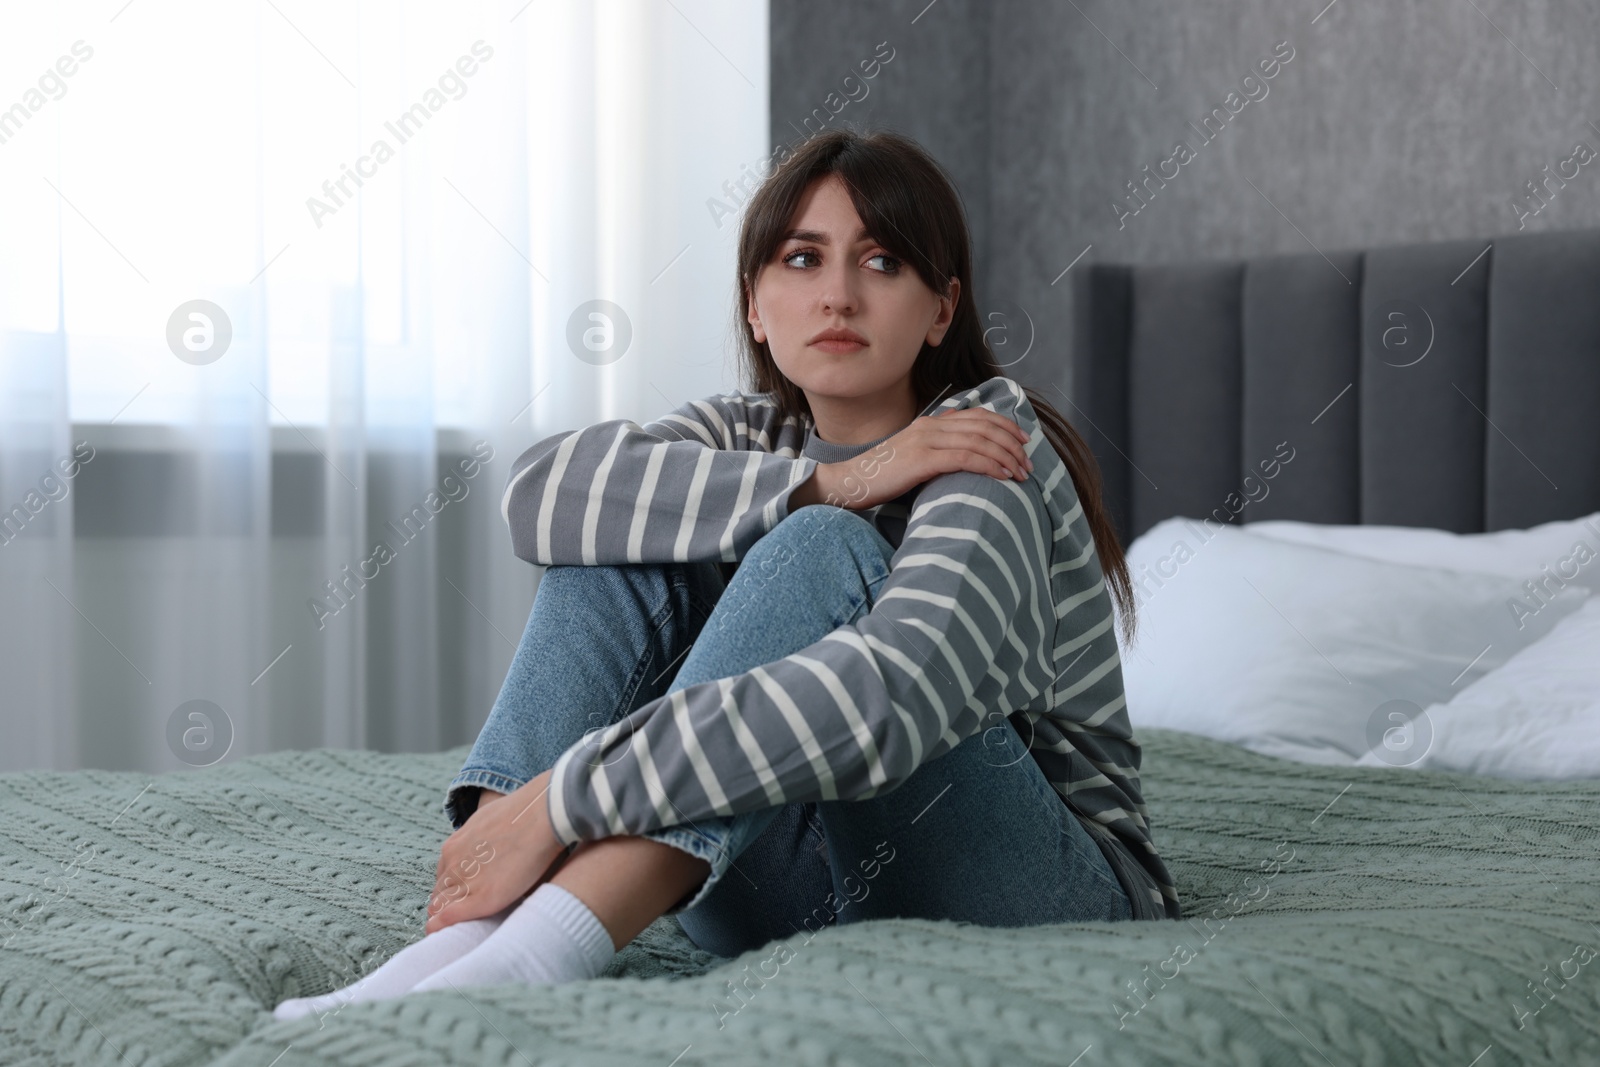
746,173,958,406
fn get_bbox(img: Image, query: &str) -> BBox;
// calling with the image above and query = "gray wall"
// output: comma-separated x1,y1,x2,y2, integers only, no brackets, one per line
771,0,1600,398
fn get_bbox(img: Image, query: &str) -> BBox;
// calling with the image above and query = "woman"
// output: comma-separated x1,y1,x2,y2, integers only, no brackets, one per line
275,127,1180,1021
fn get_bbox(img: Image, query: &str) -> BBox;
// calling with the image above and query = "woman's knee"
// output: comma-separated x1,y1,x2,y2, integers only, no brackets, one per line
736,507,894,593
682,510,894,676
710,509,892,632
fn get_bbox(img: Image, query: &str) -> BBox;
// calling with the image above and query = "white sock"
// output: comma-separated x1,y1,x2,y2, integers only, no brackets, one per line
409,883,616,994
273,907,511,1021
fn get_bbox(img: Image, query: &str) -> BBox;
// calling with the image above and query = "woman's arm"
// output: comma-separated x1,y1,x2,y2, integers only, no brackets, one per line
500,393,817,567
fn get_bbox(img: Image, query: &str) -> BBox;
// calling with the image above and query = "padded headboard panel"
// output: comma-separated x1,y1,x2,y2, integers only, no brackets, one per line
1070,227,1600,545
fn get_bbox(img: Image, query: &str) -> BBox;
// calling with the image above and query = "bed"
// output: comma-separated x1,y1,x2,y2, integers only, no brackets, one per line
4,225,1598,1066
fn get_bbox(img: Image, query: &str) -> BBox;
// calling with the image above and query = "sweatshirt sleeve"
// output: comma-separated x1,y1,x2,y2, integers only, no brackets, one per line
499,393,820,566
543,444,1060,845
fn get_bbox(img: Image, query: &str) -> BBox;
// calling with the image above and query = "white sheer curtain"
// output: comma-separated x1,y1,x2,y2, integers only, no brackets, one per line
0,0,768,773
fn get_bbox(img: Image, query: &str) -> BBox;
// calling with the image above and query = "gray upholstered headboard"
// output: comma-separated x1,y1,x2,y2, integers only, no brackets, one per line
1069,227,1600,545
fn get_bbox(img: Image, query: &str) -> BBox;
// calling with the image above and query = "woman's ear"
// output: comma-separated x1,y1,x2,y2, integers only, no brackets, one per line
926,275,960,347
746,282,767,343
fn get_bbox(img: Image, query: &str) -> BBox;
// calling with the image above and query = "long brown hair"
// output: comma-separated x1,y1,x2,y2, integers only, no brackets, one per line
730,126,1137,645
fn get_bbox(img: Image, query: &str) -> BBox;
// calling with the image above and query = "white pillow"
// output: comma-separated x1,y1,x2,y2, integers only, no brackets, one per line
1117,516,1591,765
1240,511,1600,593
1353,596,1600,778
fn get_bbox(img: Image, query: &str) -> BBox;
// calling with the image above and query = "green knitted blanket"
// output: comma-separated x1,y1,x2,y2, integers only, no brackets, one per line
2,730,1596,1066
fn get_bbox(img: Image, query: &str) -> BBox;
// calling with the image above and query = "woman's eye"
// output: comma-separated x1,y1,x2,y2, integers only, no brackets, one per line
781,249,900,274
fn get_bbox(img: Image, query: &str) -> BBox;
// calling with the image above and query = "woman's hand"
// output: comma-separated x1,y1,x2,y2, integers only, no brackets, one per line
804,407,1035,512
424,768,571,934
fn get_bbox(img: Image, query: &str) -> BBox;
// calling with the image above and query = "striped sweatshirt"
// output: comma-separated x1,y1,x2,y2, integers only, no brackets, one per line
501,374,1181,921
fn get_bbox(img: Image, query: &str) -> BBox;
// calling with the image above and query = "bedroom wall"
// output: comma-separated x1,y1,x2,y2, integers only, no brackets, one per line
770,0,1600,398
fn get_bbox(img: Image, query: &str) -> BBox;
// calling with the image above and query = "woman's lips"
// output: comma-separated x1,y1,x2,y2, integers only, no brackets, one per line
811,339,866,353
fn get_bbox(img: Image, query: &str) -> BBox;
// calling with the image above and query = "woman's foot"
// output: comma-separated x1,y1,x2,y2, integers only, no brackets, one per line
409,835,709,994
409,882,616,993
272,904,514,1021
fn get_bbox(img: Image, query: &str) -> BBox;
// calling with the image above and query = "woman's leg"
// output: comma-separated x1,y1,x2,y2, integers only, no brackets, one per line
275,561,725,1013
406,520,869,991
472,792,827,957
654,506,1133,957
810,713,1134,929
646,506,901,956
442,559,729,830
446,559,753,949
445,506,883,961
514,508,886,956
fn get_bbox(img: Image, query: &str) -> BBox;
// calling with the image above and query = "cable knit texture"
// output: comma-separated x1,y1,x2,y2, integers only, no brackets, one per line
1,732,1596,1066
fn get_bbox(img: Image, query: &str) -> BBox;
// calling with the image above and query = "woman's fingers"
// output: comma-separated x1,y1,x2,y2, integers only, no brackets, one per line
827,406,1035,511
424,769,564,934
932,409,1032,471
934,406,1030,444
928,415,1032,481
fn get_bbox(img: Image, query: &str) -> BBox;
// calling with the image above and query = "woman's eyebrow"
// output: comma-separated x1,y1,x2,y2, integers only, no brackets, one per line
781,226,876,245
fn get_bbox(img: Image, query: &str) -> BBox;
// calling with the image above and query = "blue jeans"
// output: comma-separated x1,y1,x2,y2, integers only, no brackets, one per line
444,505,1133,958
